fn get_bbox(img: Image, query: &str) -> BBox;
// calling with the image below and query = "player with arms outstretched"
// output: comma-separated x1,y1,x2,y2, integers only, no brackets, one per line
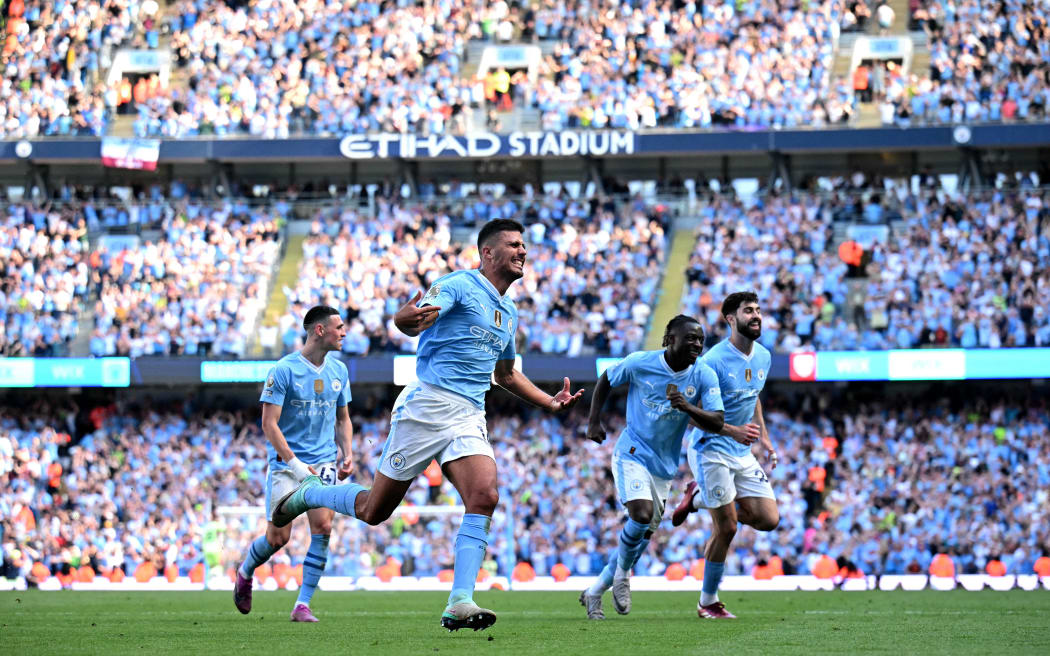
272,219,583,632
671,291,780,619
580,315,725,620
233,305,353,622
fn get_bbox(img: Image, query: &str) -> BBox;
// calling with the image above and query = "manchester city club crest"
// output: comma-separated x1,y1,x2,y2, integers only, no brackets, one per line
331,379,342,392
758,369,766,381
389,452,407,471
712,485,725,500
630,480,644,492
685,385,696,397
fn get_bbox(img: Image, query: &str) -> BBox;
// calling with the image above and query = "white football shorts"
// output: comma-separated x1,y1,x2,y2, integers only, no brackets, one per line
265,460,337,522
378,380,494,481
687,447,776,509
611,451,672,532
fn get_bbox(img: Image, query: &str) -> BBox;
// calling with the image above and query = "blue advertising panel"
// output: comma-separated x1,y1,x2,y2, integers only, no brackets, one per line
0,358,131,387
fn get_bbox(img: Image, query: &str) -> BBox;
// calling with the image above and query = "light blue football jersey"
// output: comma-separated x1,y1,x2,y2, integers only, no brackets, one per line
607,350,723,480
416,269,518,408
259,352,351,467
688,339,771,458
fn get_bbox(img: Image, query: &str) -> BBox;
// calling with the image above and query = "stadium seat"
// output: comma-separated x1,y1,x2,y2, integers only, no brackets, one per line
664,563,686,581
812,556,837,579
689,560,705,580
511,562,535,582
254,563,272,584
550,563,570,582
134,563,157,583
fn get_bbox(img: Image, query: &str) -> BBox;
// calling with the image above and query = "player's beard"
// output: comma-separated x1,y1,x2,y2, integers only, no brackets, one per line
739,319,761,341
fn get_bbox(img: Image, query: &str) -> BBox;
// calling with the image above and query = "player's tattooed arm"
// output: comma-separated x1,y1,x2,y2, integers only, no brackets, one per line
586,372,613,443
667,389,724,433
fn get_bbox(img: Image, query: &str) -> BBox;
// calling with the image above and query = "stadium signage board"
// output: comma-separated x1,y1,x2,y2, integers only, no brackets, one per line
0,357,130,387
339,131,636,159
789,348,1049,382
4,124,1050,162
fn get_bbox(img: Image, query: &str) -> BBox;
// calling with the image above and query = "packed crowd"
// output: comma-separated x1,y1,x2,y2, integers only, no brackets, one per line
1,0,161,138
133,0,483,137
0,203,90,357
6,0,1050,138
277,193,667,357
2,386,1047,584
121,0,864,136
681,185,1050,351
87,202,284,358
533,0,853,130
884,0,1050,124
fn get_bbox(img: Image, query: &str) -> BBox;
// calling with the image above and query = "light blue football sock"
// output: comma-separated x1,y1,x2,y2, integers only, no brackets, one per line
239,535,278,578
587,552,617,595
702,560,726,603
447,513,491,608
304,482,367,518
629,537,651,571
296,534,329,607
615,519,649,575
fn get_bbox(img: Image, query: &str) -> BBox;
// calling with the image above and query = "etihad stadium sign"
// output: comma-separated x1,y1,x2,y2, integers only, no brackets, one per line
339,130,636,160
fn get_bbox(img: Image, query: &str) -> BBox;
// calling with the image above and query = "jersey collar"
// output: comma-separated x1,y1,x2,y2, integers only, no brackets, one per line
297,352,327,373
471,269,509,299
727,339,755,362
659,350,693,377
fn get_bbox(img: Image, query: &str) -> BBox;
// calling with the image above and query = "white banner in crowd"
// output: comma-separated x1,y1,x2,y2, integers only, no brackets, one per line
101,137,161,171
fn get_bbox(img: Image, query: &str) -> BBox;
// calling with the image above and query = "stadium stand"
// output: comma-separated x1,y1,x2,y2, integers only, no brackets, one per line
888,0,1050,125
0,203,89,357
136,0,481,137
278,193,667,357
88,203,284,357
1,0,161,138
681,186,1050,351
2,388,1047,582
533,0,849,130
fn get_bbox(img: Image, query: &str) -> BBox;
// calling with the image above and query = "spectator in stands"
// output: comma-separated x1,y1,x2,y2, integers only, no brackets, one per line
1,388,1046,582
279,193,666,357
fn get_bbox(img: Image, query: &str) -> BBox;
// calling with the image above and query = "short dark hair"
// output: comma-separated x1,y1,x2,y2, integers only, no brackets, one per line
665,314,700,335
303,305,340,332
478,219,525,249
721,291,760,318
663,314,702,346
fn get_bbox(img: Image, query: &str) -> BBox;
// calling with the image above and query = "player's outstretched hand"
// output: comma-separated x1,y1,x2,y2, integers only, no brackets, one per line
549,377,584,413
337,454,354,480
394,290,441,336
586,421,607,444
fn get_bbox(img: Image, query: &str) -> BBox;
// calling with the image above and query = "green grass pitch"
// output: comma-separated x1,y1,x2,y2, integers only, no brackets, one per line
2,590,1048,655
